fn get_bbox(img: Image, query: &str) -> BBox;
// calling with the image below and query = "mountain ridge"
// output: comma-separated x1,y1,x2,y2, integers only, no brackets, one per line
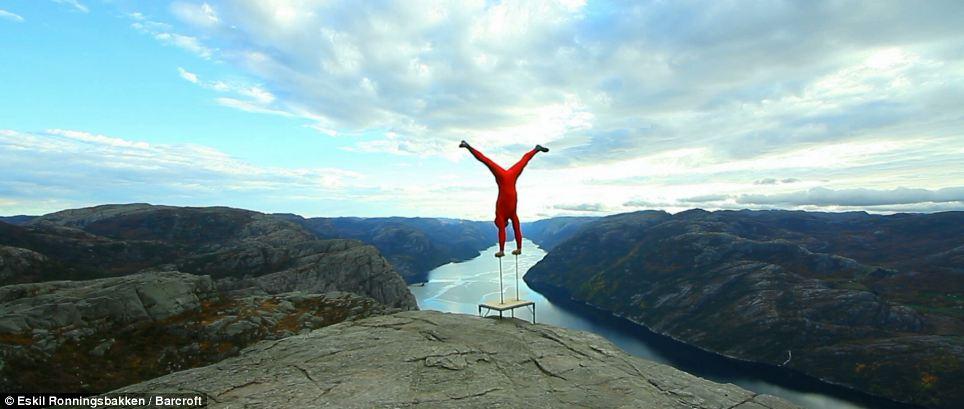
525,209,963,409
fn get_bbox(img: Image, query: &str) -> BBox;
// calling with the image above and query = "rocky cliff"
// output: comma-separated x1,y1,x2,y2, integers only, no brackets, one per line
111,310,797,409
525,209,964,409
0,204,416,309
0,271,397,393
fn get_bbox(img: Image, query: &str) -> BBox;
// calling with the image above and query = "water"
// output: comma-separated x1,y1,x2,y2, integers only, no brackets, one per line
409,240,920,409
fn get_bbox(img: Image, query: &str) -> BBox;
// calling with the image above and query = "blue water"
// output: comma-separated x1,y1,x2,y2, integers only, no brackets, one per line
409,240,920,409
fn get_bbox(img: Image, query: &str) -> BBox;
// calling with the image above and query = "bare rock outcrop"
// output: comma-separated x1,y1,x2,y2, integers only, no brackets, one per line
0,271,397,393
112,310,798,409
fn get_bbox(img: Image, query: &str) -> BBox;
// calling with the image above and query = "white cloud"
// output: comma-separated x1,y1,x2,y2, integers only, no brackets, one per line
0,129,367,215
177,67,199,83
553,203,606,212
124,1,962,168
153,32,213,59
52,0,88,13
0,9,24,22
173,67,288,117
129,12,213,59
171,2,220,28
738,186,964,207
214,97,291,117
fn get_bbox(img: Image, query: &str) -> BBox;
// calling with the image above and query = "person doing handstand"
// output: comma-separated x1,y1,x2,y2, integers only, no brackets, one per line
460,140,548,257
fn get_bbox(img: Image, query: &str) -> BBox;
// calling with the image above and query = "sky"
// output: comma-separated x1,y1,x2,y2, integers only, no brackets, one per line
1,0,962,220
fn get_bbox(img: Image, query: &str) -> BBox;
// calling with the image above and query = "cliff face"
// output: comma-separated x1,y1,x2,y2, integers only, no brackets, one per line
525,209,964,409
0,204,416,310
111,310,798,409
0,271,397,393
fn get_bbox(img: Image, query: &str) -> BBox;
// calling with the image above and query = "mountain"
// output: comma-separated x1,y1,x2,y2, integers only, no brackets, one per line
109,310,798,409
0,204,416,309
0,203,422,393
522,216,597,250
276,215,494,283
0,271,396,393
0,215,35,225
525,209,964,409
276,214,597,283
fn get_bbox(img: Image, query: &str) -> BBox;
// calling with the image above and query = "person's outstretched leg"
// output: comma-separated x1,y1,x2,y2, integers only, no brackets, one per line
494,216,507,257
461,140,505,177
510,214,523,255
507,144,548,177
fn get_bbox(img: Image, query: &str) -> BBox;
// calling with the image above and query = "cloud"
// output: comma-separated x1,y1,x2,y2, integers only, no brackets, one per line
177,67,199,83
171,2,220,28
680,194,730,203
737,186,964,207
124,0,964,165
129,13,213,59
175,67,290,117
754,177,801,185
0,9,24,22
52,0,88,13
214,97,291,117
153,32,213,59
553,203,606,212
0,129,366,215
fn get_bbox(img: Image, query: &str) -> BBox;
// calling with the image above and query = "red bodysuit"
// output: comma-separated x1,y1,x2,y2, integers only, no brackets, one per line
465,145,542,255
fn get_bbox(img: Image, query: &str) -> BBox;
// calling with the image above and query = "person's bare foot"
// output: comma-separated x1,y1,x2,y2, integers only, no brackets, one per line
494,251,505,258
535,144,549,152
512,249,522,255
460,140,470,149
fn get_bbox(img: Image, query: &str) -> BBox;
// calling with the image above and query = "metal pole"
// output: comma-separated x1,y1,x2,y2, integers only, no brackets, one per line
515,254,520,301
499,256,504,304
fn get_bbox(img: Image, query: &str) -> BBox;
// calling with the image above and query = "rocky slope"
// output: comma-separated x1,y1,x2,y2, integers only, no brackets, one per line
111,310,797,409
0,204,416,309
0,271,396,393
525,209,964,409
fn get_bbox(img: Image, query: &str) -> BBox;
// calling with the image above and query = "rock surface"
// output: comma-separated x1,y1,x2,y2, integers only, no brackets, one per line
0,271,398,393
113,310,798,409
525,209,964,409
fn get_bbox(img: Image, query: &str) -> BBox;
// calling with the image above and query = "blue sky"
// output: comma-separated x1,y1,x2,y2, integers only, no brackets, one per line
1,0,962,219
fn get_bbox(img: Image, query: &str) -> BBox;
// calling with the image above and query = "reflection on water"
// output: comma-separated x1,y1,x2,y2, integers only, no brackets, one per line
409,240,920,409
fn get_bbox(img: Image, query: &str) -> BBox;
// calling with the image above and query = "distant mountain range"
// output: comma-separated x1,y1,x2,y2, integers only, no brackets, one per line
274,214,596,283
0,215,35,225
525,209,964,409
2,210,597,285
